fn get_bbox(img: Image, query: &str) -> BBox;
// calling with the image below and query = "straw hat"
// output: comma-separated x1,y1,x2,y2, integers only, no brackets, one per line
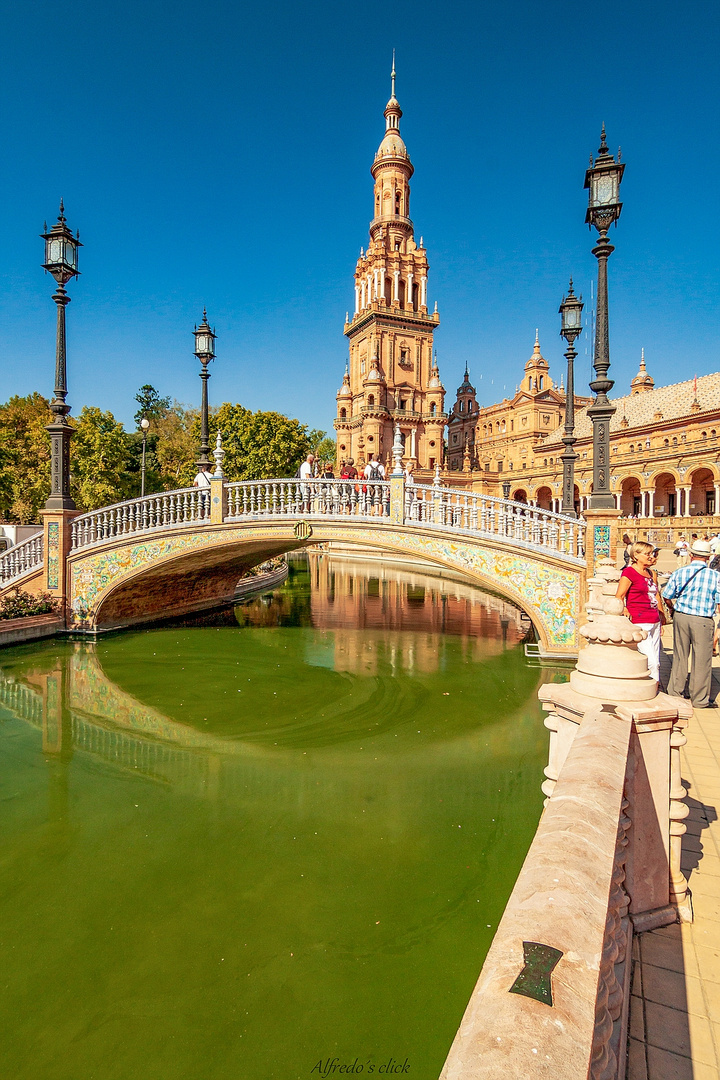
690,539,712,557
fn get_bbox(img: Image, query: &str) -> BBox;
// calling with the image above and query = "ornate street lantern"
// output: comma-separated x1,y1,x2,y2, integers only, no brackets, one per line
41,200,82,510
502,480,511,500
584,125,624,510
194,309,216,467
559,279,584,517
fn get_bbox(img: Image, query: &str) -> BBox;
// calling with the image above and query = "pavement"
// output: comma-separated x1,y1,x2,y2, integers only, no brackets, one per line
627,625,720,1080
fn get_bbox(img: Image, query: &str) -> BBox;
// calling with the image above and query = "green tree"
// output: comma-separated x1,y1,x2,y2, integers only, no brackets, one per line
70,406,136,510
134,384,171,428
153,401,200,488
208,404,311,481
0,393,52,522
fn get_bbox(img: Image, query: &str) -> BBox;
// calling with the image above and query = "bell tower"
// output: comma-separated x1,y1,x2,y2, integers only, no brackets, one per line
334,60,445,473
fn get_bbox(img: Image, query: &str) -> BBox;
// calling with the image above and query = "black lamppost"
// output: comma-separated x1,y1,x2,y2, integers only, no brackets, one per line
585,125,624,510
41,201,82,510
140,417,150,497
502,480,511,500
193,309,216,467
559,279,584,517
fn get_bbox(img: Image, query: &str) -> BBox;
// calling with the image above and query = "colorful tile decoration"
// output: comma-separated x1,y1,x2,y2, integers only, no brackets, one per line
69,521,582,653
47,522,60,589
593,525,612,560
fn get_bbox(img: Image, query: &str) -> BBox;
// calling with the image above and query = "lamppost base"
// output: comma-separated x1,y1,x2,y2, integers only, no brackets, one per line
588,495,617,511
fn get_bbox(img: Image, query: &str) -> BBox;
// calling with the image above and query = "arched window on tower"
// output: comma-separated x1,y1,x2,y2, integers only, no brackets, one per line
340,408,347,418
430,402,437,416
385,277,392,303
367,394,375,407
412,283,418,310
395,191,401,216
539,375,544,389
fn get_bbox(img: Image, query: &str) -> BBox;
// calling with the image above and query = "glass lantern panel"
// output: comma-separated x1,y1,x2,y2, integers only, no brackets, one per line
48,239,62,264
196,335,208,353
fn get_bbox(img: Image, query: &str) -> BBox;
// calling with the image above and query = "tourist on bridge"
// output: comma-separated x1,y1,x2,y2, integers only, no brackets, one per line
363,455,385,515
193,464,212,515
663,539,720,709
299,454,315,513
616,541,662,683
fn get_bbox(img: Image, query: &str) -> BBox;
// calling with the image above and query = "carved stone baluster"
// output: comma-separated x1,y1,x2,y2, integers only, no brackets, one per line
670,716,692,921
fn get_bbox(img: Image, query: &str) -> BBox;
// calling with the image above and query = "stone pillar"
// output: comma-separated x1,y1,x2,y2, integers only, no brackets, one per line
714,482,720,514
41,508,79,625
393,271,400,302
648,489,655,517
682,485,691,516
354,285,359,315
210,477,226,525
584,507,622,578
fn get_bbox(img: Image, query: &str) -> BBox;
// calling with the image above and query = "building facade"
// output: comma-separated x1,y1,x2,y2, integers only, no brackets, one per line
334,67,446,473
448,349,720,522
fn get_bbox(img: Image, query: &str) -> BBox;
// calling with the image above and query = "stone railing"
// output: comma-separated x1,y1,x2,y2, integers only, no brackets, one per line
0,532,44,584
70,488,210,551
440,560,692,1080
63,476,585,567
408,483,585,560
225,478,389,520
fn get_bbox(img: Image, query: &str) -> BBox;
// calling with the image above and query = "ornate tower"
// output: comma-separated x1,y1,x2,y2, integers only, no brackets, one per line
630,349,655,395
334,61,444,472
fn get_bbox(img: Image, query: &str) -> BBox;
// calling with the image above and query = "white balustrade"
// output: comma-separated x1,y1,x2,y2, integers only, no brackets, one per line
0,533,44,584
70,487,211,551
66,477,584,563
225,478,390,521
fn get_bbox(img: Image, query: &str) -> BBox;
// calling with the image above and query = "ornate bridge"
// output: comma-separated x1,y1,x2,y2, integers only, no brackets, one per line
0,476,589,657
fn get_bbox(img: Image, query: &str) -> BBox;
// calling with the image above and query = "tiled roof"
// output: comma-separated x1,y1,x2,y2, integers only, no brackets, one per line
541,372,720,448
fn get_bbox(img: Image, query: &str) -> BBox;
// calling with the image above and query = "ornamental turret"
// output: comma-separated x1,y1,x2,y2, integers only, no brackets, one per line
630,349,655,394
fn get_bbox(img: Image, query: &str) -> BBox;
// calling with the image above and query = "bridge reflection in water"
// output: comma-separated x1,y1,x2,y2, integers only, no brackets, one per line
0,555,561,1080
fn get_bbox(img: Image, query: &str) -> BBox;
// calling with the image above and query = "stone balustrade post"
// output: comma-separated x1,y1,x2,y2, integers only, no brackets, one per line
41,508,80,626
209,477,227,525
389,474,405,524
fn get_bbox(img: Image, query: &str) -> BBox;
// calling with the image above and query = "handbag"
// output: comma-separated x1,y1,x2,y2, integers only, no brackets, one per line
653,571,673,625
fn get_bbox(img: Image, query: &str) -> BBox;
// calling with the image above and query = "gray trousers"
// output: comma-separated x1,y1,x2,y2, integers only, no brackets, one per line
668,610,715,707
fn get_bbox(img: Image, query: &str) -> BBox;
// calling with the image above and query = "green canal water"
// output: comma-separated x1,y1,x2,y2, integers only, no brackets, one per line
0,553,566,1080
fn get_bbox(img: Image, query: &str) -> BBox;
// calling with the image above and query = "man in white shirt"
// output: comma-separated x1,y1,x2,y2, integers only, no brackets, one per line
193,464,212,516
299,454,315,512
363,455,386,514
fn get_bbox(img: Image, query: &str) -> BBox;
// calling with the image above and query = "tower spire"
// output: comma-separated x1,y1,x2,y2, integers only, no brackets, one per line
391,50,396,99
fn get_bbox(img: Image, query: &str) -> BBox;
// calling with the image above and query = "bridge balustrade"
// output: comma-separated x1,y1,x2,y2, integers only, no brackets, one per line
408,484,584,559
71,488,210,550
0,533,44,585
225,479,390,520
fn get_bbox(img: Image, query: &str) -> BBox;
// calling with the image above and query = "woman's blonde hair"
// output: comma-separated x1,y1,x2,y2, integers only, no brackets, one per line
630,540,654,562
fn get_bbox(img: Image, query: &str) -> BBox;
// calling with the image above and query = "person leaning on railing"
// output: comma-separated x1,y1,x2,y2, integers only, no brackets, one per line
663,538,720,709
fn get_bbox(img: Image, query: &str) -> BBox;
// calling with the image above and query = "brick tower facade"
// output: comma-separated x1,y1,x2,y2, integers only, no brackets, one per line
334,63,445,473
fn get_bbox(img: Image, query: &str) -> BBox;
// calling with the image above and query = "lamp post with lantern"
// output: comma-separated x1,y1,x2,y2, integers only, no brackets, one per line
194,309,216,467
559,279,584,517
140,417,150,497
585,125,624,510
41,201,82,510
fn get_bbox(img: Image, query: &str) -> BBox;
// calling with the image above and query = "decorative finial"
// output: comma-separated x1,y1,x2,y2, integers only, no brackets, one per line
419,235,423,248
392,422,404,476
640,347,646,370
58,197,65,221
568,275,574,294
433,461,442,486
599,123,608,155
213,431,225,478
391,49,396,98
535,328,540,347
434,300,438,313
464,361,469,380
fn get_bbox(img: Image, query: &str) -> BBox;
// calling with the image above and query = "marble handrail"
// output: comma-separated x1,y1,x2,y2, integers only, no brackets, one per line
0,532,44,584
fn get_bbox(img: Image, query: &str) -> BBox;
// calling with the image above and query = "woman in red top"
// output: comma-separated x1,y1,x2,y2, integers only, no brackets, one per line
615,540,661,681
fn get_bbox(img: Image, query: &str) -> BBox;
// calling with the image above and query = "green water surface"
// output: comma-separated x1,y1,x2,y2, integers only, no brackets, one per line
0,555,563,1080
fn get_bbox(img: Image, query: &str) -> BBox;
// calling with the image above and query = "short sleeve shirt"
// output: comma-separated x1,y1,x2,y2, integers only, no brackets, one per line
621,566,660,624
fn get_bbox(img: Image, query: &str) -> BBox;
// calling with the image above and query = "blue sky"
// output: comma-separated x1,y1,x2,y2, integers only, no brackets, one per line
0,0,717,437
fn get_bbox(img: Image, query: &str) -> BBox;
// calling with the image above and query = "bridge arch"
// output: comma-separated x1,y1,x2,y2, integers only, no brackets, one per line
67,519,583,657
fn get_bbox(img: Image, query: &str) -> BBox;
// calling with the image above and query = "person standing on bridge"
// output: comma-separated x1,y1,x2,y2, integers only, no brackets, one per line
615,541,662,683
663,538,720,709
193,464,212,516
299,454,315,514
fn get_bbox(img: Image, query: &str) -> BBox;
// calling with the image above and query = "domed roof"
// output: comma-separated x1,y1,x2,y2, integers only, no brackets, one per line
375,131,408,160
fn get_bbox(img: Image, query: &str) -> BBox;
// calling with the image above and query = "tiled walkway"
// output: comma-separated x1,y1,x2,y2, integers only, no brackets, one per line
628,631,720,1080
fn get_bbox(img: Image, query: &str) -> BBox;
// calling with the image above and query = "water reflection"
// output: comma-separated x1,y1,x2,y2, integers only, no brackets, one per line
0,555,556,1080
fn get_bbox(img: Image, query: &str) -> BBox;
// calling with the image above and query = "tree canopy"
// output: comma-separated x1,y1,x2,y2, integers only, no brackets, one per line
208,404,312,481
